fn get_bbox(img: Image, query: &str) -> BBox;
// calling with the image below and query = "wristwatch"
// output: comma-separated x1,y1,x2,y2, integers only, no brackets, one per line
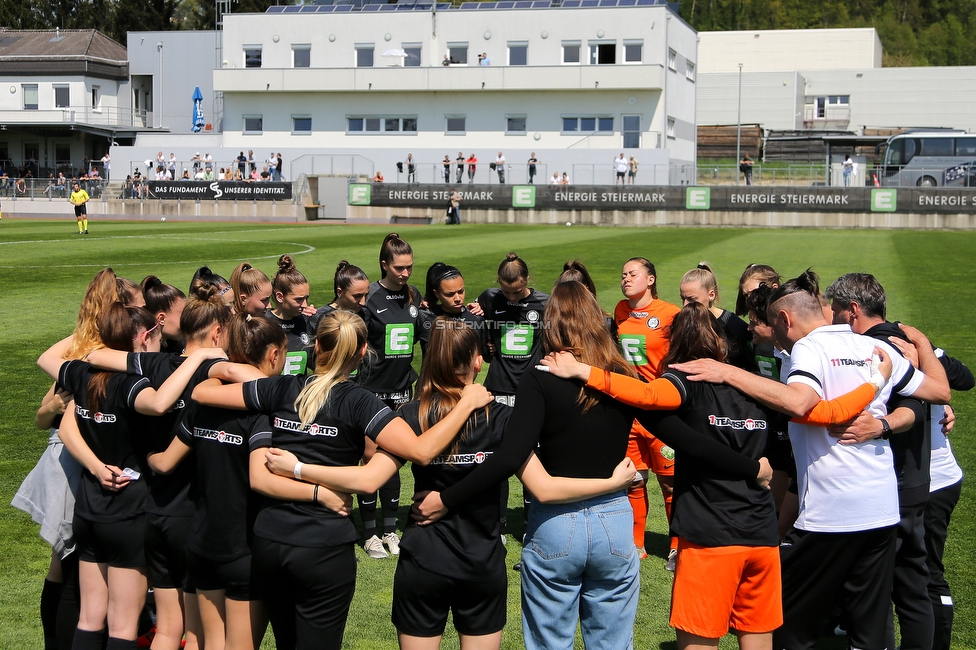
879,418,892,439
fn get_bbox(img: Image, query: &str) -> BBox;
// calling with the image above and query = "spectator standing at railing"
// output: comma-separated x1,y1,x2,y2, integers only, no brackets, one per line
614,153,628,185
739,154,754,186
527,153,538,184
405,153,416,183
100,151,111,182
168,153,177,178
843,155,854,187
442,155,451,184
456,151,465,183
237,151,247,177
191,152,202,173
277,153,284,181
248,150,256,174
629,156,638,184
204,152,213,168
267,152,278,181
495,152,506,183
466,153,477,183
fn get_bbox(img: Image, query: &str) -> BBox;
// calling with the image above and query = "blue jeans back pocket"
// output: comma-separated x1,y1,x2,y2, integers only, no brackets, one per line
527,510,577,560
597,508,635,558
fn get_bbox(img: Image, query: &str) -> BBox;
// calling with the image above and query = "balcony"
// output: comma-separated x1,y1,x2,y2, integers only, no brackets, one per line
0,106,154,131
214,63,665,94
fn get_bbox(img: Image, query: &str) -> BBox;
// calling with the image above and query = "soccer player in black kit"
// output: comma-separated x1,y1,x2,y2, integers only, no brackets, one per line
37,304,224,650
477,252,549,544
266,255,316,375
146,313,292,650
192,310,492,650
418,262,487,359
355,233,423,558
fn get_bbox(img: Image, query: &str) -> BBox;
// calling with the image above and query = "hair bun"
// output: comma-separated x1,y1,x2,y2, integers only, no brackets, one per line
505,252,519,261
278,255,295,272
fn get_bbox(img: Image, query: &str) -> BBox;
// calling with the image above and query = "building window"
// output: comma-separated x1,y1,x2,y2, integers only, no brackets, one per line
243,115,263,134
623,115,641,148
403,44,422,67
244,47,262,68
447,43,468,65
91,86,100,110
668,48,676,71
623,41,643,63
562,116,613,134
293,46,311,68
446,115,466,134
23,84,38,110
356,45,374,67
667,116,676,139
347,116,418,133
562,41,581,64
686,61,695,81
506,115,527,134
292,116,312,133
589,42,616,65
54,86,70,108
508,42,528,66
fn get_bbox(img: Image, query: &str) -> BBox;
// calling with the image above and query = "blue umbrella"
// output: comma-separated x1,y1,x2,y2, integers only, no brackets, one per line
192,86,205,133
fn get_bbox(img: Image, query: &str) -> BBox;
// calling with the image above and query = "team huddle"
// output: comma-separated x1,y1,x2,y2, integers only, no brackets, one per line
13,232,971,650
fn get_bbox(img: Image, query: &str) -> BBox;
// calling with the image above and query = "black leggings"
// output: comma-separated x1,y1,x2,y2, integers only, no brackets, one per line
252,538,356,650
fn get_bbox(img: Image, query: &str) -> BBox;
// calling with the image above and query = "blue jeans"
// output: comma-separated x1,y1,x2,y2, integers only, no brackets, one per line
520,491,639,650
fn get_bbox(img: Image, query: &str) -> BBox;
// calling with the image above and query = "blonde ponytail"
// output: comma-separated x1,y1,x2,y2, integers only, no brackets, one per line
295,310,367,425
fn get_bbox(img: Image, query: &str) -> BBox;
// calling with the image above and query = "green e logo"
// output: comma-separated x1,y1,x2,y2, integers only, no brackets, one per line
686,187,710,210
619,335,648,365
501,324,533,355
513,185,536,208
349,184,371,205
871,189,896,212
282,351,308,376
386,324,413,355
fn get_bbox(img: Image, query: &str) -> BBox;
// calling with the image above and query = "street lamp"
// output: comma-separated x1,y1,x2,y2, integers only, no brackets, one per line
735,63,742,186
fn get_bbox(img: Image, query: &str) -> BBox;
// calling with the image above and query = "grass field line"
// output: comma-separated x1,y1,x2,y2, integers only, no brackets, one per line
0,239,316,269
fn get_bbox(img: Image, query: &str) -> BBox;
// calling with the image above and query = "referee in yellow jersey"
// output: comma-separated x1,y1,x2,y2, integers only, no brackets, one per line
70,182,89,234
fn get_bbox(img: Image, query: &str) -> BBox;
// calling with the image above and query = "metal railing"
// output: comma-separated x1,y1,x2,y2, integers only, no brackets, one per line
290,154,375,180
0,106,150,128
0,177,108,201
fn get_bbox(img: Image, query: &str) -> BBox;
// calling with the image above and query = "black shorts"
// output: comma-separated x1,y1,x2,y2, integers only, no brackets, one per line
392,551,506,637
74,205,87,217
252,537,357,650
73,513,146,568
145,513,192,591
187,550,255,601
616,171,626,179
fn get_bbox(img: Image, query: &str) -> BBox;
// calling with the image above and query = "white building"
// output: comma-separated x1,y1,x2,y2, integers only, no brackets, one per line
696,27,976,135
0,29,154,176
203,1,698,183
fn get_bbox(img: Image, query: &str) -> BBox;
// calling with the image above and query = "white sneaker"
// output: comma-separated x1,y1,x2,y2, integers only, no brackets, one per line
364,535,388,559
382,532,401,556
665,548,677,572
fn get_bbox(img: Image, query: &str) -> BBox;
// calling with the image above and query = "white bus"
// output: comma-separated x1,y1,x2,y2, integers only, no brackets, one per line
875,131,976,187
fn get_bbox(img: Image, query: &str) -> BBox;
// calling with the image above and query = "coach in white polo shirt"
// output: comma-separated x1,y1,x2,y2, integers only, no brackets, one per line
671,270,950,650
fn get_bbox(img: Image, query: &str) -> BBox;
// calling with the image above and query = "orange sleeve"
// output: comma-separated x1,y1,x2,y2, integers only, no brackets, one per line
585,367,683,410
793,382,876,425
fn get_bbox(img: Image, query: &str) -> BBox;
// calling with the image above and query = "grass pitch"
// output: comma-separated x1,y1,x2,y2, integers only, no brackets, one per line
1,220,975,649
